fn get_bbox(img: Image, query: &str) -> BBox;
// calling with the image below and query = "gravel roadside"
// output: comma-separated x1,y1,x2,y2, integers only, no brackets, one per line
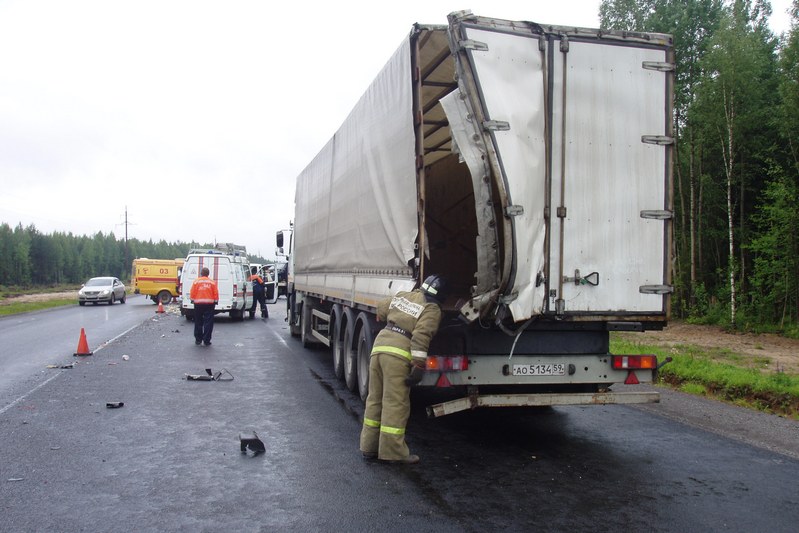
630,383,799,460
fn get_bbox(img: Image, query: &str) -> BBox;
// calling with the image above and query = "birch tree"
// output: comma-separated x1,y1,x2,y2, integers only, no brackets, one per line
696,0,776,327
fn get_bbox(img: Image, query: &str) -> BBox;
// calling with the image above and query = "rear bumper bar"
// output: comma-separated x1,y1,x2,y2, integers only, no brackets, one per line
426,391,660,418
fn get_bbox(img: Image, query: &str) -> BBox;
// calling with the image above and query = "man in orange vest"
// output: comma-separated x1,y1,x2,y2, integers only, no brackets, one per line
190,267,219,346
249,266,269,318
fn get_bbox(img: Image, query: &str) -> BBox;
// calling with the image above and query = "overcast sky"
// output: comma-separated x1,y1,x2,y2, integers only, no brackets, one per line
0,1,793,260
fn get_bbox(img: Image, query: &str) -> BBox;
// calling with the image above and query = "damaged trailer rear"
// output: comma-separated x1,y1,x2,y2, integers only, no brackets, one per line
279,11,675,416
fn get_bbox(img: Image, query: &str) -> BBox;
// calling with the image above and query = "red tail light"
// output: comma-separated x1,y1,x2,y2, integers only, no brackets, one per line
612,355,657,370
233,283,238,296
426,355,469,371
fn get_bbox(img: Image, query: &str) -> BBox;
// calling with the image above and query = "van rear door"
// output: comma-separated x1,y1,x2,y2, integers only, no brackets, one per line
210,258,233,309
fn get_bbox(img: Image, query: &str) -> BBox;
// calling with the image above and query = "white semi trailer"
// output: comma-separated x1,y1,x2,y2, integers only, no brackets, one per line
277,11,674,417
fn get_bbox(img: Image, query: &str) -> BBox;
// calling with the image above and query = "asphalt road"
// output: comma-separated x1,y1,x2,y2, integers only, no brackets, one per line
1,301,798,532
0,293,157,403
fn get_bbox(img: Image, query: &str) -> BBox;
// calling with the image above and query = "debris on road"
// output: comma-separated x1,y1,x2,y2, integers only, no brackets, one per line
46,363,75,369
185,368,234,381
239,431,265,455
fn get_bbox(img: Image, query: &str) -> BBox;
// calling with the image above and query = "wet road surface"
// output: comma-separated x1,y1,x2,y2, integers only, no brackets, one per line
1,302,798,532
0,294,155,399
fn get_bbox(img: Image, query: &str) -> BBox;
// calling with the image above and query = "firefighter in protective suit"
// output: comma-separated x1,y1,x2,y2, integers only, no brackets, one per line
359,274,444,464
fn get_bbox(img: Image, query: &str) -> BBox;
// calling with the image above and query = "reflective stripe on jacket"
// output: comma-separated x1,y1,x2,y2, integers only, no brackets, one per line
372,289,441,364
190,276,219,304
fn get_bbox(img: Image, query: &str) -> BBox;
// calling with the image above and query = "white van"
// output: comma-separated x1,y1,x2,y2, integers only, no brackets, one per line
180,245,253,321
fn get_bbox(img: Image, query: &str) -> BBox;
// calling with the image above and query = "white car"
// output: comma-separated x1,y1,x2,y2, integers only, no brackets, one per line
78,277,127,305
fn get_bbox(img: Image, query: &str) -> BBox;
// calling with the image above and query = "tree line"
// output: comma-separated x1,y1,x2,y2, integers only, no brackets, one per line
0,222,270,287
600,0,799,331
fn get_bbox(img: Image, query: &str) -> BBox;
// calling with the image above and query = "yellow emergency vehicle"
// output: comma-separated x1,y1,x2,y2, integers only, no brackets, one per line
131,258,184,304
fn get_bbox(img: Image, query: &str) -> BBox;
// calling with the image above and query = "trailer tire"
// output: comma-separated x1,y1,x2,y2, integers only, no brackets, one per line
356,313,376,402
331,305,346,379
343,315,358,392
289,294,301,337
301,301,314,348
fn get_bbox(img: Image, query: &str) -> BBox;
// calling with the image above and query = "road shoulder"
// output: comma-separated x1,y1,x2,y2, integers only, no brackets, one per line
628,383,799,460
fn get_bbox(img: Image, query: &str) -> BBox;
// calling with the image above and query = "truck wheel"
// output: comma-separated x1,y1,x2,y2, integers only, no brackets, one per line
231,309,244,321
331,305,346,379
301,301,314,348
289,294,301,337
356,313,376,402
157,290,171,304
343,318,358,392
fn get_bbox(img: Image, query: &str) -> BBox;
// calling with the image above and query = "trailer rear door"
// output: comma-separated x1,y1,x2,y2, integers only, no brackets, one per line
549,38,672,316
446,15,672,321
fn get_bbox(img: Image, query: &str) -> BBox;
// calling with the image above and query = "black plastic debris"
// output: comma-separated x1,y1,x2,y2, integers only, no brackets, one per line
106,402,124,409
185,368,234,381
239,431,265,455
46,363,75,369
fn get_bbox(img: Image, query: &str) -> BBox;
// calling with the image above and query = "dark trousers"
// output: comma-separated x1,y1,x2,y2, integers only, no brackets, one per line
250,288,267,316
194,303,215,343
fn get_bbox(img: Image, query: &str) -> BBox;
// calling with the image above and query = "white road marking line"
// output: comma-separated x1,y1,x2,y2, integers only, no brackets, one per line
0,372,62,415
0,323,141,416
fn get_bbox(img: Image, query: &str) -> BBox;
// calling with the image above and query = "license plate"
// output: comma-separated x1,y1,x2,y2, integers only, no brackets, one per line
512,363,566,376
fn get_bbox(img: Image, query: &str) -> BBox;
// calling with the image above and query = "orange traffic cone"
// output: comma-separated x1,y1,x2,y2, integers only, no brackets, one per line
156,301,165,314
74,328,93,356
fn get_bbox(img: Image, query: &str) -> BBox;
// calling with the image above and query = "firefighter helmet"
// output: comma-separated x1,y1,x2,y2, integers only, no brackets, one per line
421,274,446,302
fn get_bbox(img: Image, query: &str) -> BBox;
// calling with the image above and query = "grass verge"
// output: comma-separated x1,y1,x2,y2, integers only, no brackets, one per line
0,284,78,299
0,299,75,316
611,336,799,419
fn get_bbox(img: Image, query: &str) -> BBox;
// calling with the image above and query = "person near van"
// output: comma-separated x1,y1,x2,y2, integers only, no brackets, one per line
249,267,269,318
359,274,444,465
190,267,219,346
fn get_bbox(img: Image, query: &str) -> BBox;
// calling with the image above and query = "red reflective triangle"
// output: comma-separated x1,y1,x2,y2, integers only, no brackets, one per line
624,371,640,385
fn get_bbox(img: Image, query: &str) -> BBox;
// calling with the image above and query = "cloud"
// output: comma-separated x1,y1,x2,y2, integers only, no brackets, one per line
13,0,747,258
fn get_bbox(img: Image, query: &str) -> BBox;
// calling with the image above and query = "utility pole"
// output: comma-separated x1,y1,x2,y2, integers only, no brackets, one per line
124,206,129,278
116,207,134,281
